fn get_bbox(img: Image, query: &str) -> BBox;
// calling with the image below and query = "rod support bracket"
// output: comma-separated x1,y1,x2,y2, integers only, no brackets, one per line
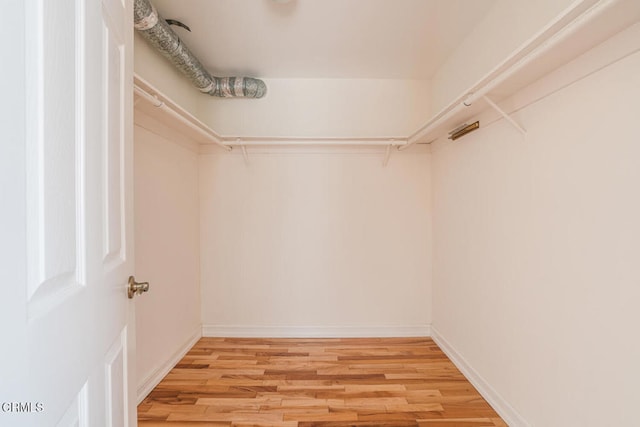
483,95,526,136
238,139,249,164
382,141,393,167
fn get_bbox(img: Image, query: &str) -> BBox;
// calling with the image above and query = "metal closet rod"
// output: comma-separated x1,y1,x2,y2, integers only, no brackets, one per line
224,138,407,147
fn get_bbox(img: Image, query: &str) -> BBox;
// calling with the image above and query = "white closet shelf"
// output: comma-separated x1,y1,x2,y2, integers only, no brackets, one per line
403,0,640,149
134,0,640,150
134,77,408,149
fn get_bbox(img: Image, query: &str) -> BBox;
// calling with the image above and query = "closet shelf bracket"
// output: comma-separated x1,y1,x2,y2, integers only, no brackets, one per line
382,142,392,167
483,95,526,136
238,139,249,164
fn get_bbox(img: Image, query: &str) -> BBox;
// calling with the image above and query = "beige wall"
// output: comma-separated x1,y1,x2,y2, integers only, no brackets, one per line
134,7,640,422
199,146,432,336
431,41,640,426
135,34,430,139
134,34,202,116
195,78,430,138
134,120,201,399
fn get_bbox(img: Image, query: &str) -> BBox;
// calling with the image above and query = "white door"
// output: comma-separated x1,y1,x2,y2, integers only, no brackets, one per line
0,0,136,426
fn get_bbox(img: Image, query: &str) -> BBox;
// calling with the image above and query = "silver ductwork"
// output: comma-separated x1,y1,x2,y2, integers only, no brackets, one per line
134,0,267,98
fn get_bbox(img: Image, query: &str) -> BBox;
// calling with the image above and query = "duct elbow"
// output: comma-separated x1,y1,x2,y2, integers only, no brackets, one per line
247,78,267,99
134,0,268,100
210,77,267,99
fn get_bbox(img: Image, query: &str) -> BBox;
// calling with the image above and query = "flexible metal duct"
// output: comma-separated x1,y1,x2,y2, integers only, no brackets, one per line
134,0,267,98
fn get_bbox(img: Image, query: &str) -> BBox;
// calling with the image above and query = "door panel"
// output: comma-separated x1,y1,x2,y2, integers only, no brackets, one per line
26,0,85,318
99,0,135,424
55,385,88,427
103,0,126,267
3,0,135,425
105,329,128,427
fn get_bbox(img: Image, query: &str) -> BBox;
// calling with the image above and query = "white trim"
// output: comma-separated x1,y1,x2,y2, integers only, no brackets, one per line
430,327,530,427
136,327,202,404
202,324,431,338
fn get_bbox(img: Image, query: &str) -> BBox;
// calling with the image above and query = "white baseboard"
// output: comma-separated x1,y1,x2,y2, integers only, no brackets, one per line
202,324,431,338
136,327,202,404
430,327,530,427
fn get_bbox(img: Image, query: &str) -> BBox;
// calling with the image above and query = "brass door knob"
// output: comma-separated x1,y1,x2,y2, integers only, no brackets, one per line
128,276,150,299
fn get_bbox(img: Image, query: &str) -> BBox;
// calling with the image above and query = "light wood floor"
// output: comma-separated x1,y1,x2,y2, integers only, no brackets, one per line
138,337,506,426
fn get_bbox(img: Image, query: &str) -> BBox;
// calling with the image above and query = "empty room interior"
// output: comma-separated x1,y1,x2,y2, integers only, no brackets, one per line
132,1,640,426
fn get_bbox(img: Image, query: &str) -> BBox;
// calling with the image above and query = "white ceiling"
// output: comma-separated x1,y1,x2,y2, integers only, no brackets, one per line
151,0,496,79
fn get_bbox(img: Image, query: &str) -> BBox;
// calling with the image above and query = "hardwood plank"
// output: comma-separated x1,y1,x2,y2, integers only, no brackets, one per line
139,422,230,427
138,337,505,426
